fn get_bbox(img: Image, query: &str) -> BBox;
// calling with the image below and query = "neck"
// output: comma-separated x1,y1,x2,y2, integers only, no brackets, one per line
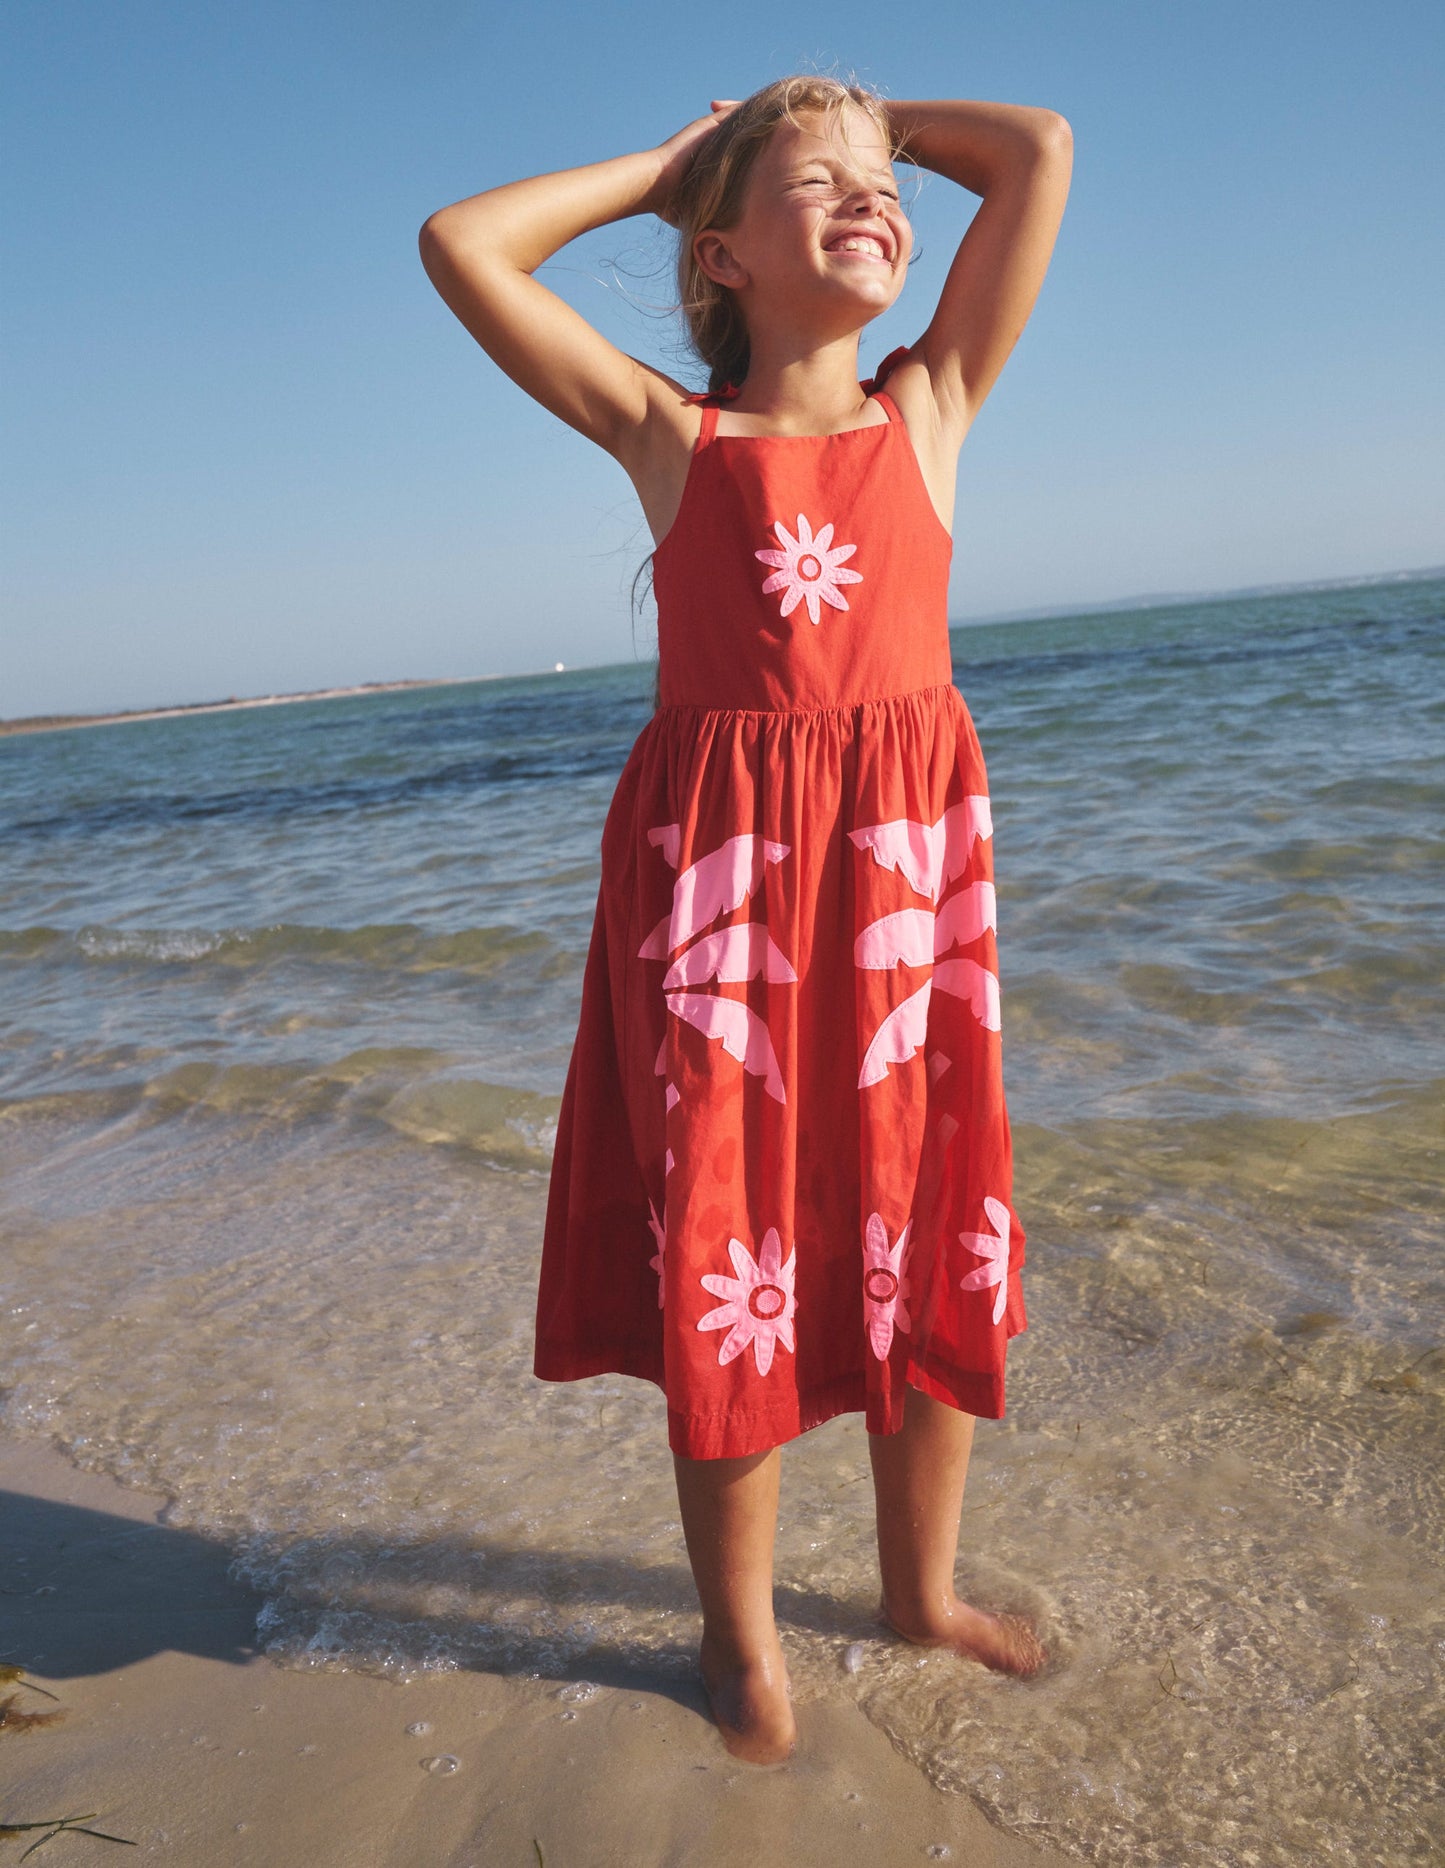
725,331,869,424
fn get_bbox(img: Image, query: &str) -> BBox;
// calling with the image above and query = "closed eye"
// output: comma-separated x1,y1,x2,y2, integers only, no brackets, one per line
797,178,901,201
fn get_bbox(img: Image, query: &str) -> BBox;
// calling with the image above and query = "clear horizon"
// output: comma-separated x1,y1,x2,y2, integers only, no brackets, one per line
4,1,1442,718
6,561,1438,727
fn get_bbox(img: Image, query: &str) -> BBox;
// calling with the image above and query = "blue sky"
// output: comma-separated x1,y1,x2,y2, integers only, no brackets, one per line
4,0,1441,717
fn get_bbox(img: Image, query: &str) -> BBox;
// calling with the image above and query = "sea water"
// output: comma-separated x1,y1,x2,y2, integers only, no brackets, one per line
2,574,1441,1866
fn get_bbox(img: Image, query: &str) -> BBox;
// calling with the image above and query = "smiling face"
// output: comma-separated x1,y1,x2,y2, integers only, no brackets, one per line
693,102,912,340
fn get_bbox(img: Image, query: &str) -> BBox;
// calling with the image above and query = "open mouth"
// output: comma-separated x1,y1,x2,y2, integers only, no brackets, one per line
823,233,893,264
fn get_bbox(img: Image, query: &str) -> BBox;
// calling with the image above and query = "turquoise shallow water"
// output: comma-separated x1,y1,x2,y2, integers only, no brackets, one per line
2,573,1442,1865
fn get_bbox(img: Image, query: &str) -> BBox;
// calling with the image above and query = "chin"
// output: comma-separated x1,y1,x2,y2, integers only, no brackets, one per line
843,279,903,314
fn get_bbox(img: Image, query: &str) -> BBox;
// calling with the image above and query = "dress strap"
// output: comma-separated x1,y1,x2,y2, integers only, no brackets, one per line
860,344,911,397
681,380,743,405
681,380,740,447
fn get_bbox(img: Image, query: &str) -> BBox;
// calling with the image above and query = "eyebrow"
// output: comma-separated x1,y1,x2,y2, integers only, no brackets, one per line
788,162,897,183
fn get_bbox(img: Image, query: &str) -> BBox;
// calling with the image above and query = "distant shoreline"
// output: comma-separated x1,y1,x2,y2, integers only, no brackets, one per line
0,673,524,739
7,561,1440,739
953,560,1445,628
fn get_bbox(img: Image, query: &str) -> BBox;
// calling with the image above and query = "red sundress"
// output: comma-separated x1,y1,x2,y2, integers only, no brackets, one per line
533,347,1027,1460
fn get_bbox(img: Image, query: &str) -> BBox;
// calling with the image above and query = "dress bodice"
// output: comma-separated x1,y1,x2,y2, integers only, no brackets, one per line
650,360,955,714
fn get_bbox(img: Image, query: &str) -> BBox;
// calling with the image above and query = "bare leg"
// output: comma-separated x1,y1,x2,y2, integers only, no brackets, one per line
672,1445,797,1763
869,1384,1045,1676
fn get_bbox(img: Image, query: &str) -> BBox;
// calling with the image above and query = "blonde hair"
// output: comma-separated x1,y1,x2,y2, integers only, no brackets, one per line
672,75,905,394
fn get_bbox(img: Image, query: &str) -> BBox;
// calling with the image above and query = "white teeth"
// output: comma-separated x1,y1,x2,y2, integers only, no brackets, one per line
832,237,887,260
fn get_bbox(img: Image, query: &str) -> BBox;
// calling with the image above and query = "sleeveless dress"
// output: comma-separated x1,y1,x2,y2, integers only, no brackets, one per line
533,348,1027,1460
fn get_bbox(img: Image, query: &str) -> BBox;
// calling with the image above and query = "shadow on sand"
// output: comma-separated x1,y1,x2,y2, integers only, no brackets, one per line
0,1487,873,1716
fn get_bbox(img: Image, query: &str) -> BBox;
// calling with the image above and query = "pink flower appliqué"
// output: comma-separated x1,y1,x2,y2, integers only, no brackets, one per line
959,1196,1011,1326
755,514,863,625
862,1212,912,1360
697,1226,798,1375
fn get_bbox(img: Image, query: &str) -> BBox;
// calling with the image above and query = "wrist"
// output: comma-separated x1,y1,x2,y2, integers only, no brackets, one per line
636,143,674,220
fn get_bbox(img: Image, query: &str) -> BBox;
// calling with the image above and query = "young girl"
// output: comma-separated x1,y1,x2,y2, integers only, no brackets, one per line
419,75,1072,1766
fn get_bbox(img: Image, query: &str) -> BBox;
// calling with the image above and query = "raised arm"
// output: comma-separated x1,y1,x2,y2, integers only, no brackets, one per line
417,110,731,457
887,99,1073,445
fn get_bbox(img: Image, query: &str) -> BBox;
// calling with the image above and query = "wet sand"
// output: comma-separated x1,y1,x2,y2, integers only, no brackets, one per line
0,1433,1069,1868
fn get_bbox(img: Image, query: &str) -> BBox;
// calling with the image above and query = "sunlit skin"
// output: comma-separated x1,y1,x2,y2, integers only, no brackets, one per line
419,81,1071,1773
677,1386,1045,1767
672,1445,795,1766
690,104,914,430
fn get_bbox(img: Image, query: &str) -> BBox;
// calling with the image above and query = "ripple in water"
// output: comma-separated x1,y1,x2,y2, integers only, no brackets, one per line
1,1096,1439,1867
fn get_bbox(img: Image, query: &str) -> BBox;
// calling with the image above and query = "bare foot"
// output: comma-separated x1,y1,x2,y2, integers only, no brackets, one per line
699,1631,797,1764
880,1595,1047,1678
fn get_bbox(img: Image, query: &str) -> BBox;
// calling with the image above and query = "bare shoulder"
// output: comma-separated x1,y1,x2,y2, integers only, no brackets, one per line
874,347,967,539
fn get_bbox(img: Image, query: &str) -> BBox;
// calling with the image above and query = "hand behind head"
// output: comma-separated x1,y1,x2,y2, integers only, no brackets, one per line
653,102,742,226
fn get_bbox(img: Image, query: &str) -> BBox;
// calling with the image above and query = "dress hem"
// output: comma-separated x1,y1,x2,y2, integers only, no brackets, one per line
533,1329,1023,1461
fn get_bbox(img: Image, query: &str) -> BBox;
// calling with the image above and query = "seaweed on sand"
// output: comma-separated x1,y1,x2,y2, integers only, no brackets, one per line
0,1694,64,1736
0,1672,136,1854
0,1814,137,1858
0,1670,57,1702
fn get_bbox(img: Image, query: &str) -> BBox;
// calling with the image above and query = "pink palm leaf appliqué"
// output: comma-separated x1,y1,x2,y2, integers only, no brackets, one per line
645,1079,681,1307
849,798,1001,1087
662,1076,679,1178
646,1196,667,1309
661,922,796,991
755,513,863,625
697,1226,798,1375
958,1196,1012,1326
849,797,992,901
862,1212,913,1360
639,829,797,1104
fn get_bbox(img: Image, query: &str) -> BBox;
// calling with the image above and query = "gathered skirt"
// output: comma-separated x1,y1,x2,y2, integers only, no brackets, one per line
534,679,1026,1459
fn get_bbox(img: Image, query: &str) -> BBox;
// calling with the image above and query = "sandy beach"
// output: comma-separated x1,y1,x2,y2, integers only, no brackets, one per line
0,1433,1067,1868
